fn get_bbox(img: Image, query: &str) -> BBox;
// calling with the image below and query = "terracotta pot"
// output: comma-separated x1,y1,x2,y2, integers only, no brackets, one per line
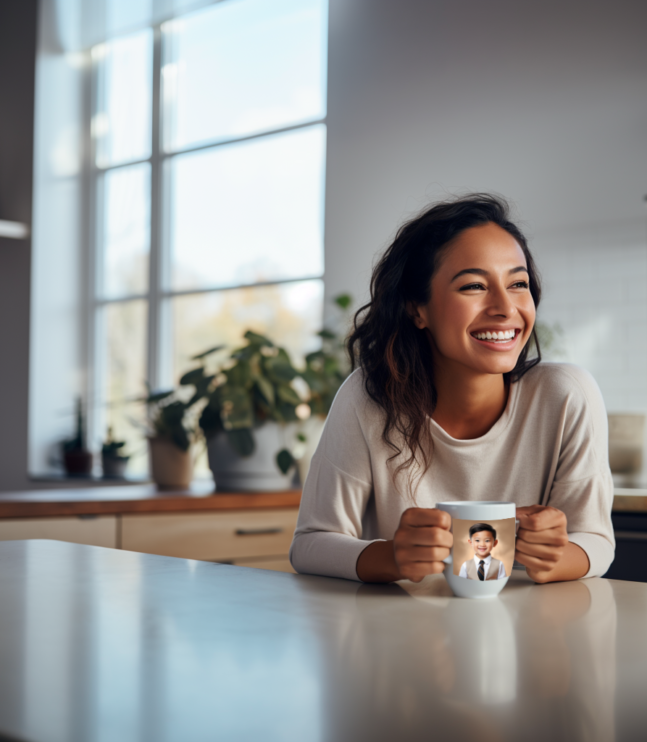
63,449,93,477
148,437,193,490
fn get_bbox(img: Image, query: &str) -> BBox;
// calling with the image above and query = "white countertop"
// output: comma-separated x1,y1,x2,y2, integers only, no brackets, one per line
1,540,646,741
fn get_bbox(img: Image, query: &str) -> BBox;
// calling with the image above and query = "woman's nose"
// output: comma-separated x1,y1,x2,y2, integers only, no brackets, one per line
486,285,516,316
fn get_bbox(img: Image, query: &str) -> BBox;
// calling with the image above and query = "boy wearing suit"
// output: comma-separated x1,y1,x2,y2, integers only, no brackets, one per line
458,523,507,580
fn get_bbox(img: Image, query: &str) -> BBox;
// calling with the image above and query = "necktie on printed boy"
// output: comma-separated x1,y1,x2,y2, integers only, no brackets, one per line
478,560,485,581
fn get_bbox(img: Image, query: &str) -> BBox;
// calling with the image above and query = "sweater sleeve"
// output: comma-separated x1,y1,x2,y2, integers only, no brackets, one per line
289,373,381,581
543,366,615,578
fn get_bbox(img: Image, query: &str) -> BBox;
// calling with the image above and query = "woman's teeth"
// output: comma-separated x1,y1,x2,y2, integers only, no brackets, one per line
474,330,516,341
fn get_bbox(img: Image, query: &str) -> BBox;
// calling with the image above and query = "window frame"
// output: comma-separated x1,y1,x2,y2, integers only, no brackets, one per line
83,9,328,455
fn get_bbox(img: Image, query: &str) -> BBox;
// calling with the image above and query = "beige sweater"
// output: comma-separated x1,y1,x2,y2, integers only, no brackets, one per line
290,363,615,581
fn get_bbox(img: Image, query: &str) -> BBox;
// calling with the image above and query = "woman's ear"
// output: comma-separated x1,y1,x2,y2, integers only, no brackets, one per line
406,301,428,330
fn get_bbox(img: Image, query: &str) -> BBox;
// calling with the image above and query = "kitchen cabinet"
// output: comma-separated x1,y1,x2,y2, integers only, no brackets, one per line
121,508,298,568
0,515,117,548
0,485,300,573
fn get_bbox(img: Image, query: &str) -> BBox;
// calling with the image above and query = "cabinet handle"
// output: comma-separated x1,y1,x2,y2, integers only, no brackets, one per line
235,527,284,536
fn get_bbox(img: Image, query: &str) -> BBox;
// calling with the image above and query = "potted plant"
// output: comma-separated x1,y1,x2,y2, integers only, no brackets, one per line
101,427,130,479
62,398,93,477
144,377,208,489
179,294,354,492
183,331,306,491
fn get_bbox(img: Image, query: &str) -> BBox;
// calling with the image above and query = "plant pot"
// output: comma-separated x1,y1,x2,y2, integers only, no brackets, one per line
63,449,93,477
102,454,129,479
207,422,298,492
148,437,193,490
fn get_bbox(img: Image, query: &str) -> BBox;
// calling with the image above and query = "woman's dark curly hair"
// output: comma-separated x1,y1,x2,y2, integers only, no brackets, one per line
347,193,542,485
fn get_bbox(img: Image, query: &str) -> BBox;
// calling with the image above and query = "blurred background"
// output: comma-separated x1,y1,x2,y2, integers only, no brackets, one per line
0,0,646,489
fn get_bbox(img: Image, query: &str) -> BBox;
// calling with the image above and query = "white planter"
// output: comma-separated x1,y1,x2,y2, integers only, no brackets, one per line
207,422,299,492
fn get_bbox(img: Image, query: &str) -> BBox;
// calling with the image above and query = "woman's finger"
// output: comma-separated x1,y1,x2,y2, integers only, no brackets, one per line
515,540,563,562
517,506,566,532
397,545,450,563
400,507,452,530
517,526,569,547
401,525,453,548
399,561,446,580
514,551,556,573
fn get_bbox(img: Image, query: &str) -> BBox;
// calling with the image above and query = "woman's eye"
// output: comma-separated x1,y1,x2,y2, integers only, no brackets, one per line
511,281,529,289
459,283,485,291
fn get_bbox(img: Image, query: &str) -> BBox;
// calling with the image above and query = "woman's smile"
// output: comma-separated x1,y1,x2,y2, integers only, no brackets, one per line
470,327,523,350
411,222,536,377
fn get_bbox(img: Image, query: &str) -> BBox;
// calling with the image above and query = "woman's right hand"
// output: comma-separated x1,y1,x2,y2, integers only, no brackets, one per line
392,507,453,582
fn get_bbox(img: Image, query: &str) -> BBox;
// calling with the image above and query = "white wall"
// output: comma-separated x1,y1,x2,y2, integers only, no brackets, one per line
323,0,647,414
2,0,647,489
29,0,85,475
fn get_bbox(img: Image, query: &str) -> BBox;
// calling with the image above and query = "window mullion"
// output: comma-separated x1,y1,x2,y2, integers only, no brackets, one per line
84,50,101,454
147,25,166,391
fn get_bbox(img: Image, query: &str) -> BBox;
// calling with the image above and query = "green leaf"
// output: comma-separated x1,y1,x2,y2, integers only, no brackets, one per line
309,397,326,417
191,344,225,361
300,368,326,393
219,385,254,430
227,428,255,457
232,345,259,361
296,432,307,443
224,360,252,388
161,401,188,425
334,293,352,310
146,389,174,404
278,402,298,422
324,356,339,375
199,405,223,438
276,384,301,406
171,426,190,452
253,376,275,407
244,330,274,347
179,367,206,386
276,448,295,474
317,328,336,340
265,357,297,383
305,350,325,366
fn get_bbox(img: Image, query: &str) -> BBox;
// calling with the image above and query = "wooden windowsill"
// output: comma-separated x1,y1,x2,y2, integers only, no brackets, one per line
0,483,301,518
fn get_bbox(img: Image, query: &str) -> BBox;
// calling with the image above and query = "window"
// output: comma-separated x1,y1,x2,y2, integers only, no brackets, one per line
88,0,328,476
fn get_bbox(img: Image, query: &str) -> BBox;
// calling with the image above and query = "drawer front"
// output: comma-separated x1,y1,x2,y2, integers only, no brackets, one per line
121,508,299,561
0,516,118,548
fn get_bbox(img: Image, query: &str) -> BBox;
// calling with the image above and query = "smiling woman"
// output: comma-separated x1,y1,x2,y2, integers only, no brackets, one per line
289,194,615,587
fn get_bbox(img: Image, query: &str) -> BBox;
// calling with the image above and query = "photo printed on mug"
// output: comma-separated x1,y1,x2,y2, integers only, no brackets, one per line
452,518,516,581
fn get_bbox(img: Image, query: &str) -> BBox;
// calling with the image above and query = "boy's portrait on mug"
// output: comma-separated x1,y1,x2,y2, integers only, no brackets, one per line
452,518,515,580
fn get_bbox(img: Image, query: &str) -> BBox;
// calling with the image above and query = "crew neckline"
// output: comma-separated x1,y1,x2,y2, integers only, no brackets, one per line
429,377,521,446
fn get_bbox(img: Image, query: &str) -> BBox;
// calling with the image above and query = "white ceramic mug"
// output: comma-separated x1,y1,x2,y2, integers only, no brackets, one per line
436,501,516,599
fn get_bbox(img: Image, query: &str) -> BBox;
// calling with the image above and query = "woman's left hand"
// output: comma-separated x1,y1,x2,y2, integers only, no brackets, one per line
515,505,571,583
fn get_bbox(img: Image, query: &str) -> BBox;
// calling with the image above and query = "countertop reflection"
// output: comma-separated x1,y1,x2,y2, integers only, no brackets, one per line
0,541,646,742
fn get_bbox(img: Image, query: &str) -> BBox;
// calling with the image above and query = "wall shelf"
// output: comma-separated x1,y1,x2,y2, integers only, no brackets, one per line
0,220,29,239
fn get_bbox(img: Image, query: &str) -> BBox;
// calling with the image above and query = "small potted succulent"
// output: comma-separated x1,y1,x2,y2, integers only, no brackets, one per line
144,376,208,489
62,398,93,477
101,427,130,479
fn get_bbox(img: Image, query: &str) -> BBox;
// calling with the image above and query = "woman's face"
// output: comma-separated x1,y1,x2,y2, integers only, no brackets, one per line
412,222,536,377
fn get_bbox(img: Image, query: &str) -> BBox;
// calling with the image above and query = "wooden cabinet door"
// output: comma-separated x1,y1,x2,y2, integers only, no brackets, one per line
0,516,118,548
121,508,299,562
